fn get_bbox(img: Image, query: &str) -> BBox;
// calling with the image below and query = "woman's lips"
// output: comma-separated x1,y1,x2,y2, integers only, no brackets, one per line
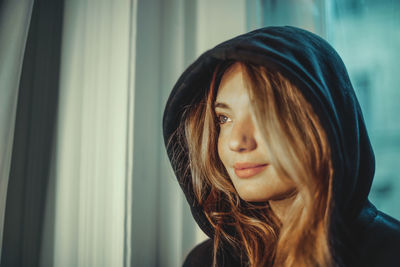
234,163,269,178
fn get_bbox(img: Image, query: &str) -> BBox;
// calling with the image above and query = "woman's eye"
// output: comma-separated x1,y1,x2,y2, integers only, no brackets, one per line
217,114,231,124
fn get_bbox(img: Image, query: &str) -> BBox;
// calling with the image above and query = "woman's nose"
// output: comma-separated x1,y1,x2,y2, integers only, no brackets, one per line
228,116,257,152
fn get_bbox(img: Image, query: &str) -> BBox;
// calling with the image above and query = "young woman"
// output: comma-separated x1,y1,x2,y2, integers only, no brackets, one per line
162,26,400,267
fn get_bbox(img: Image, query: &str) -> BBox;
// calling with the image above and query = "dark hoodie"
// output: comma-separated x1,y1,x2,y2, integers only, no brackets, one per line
162,26,400,266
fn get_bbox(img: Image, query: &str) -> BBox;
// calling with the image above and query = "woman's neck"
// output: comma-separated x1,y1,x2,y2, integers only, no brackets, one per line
268,190,298,222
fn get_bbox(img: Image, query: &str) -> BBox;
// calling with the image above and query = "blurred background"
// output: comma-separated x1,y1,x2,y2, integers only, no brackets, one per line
0,0,399,266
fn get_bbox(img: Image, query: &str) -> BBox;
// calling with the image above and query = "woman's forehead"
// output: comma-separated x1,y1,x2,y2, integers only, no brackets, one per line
215,63,247,100
215,63,263,106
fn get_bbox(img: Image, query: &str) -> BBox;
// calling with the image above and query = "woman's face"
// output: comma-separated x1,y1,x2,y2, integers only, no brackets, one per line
215,63,297,202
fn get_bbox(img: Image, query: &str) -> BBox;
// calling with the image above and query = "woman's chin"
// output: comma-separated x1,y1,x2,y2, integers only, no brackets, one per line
236,188,274,203
236,186,297,203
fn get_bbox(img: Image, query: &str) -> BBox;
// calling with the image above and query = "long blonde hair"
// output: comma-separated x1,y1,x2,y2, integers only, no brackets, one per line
174,61,335,267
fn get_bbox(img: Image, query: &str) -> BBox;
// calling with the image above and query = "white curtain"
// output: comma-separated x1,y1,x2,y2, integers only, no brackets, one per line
40,0,136,266
0,0,34,261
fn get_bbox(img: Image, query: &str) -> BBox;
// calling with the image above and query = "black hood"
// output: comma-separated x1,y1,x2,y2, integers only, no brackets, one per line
162,26,375,244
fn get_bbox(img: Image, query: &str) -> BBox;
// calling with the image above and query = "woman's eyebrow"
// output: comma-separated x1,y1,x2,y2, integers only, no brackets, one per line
214,102,231,110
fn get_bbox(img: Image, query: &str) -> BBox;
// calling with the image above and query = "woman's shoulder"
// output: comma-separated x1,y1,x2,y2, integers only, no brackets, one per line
366,208,400,247
371,209,400,245
182,239,213,267
357,206,400,266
